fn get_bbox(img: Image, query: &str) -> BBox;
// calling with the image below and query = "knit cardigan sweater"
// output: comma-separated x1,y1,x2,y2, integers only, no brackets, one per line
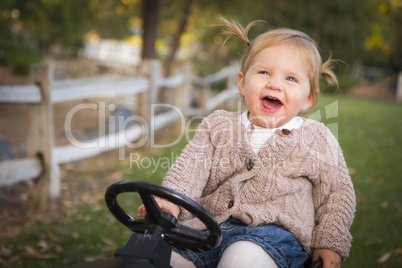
162,110,356,260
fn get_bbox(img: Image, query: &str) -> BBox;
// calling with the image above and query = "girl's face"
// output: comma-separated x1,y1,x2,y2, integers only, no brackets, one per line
237,43,313,128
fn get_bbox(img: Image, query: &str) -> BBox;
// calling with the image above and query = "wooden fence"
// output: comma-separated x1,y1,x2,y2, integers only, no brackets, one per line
0,60,240,213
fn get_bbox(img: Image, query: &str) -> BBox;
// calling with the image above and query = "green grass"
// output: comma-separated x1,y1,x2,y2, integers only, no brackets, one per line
324,95,402,267
1,95,401,267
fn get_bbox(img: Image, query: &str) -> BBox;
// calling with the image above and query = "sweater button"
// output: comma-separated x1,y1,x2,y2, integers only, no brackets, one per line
247,159,254,170
282,129,291,135
228,200,234,209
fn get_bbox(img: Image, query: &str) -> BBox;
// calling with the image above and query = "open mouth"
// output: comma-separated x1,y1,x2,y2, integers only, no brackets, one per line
261,96,283,111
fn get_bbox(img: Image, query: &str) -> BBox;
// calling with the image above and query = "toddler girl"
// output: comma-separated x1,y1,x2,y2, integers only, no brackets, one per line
138,17,356,268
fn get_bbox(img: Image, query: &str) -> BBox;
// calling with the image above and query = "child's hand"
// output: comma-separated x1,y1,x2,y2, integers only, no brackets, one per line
137,198,180,218
312,249,341,268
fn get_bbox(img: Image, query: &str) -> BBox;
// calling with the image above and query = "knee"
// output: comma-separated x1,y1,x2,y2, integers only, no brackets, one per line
218,241,279,268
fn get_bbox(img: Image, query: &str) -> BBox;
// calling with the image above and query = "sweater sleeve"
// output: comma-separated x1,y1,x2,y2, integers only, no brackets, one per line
311,126,356,260
161,113,215,221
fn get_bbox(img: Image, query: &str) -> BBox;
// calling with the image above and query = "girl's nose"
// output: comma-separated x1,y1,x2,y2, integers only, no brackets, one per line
266,77,283,91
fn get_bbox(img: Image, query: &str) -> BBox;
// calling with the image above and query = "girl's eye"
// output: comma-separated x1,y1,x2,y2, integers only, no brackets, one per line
259,71,269,75
287,77,297,82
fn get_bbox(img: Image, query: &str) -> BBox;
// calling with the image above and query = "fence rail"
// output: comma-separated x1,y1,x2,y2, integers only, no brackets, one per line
0,158,42,186
0,60,240,214
0,85,42,103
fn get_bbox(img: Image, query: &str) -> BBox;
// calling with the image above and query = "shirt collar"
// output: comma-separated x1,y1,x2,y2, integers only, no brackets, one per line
240,111,303,131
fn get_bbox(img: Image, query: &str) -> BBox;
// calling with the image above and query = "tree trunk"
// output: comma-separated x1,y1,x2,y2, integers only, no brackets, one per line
312,1,322,45
141,0,159,59
164,0,193,77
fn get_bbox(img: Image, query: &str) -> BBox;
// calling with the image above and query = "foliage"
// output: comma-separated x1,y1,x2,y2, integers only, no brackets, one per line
0,0,137,56
1,95,401,267
0,45,40,75
192,0,402,88
1,0,401,84
0,0,140,73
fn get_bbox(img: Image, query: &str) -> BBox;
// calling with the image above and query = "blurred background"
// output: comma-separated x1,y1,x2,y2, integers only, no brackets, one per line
0,0,401,267
0,0,401,89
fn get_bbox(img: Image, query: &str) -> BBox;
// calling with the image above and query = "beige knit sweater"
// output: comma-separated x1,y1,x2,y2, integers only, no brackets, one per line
162,110,356,260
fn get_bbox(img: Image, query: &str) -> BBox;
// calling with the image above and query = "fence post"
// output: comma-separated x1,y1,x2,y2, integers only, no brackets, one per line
174,63,192,134
226,62,238,109
396,71,402,103
28,63,60,215
200,77,211,114
138,59,160,148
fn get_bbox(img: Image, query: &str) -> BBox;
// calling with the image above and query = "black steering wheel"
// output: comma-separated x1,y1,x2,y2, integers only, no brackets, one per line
105,180,222,252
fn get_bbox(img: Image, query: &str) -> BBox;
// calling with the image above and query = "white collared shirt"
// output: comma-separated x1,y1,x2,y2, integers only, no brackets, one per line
240,111,303,155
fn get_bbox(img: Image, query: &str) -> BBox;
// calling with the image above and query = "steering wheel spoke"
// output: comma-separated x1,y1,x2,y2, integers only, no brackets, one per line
139,193,161,224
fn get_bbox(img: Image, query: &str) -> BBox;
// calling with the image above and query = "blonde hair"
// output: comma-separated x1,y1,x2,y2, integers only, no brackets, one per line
214,17,338,105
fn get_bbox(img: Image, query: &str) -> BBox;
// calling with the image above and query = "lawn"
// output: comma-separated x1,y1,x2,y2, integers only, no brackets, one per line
1,94,401,267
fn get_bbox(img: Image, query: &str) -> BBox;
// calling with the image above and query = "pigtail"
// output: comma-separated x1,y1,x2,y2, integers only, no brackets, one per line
212,16,262,47
321,53,338,86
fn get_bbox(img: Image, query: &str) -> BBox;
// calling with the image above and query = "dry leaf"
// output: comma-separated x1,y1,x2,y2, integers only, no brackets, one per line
348,167,356,175
39,253,58,259
25,246,38,258
55,245,63,253
46,230,59,242
62,199,72,208
73,232,80,240
377,252,391,263
7,255,21,264
85,256,96,262
0,247,11,257
2,210,9,217
37,240,49,251
102,238,116,246
67,208,73,217
394,248,402,254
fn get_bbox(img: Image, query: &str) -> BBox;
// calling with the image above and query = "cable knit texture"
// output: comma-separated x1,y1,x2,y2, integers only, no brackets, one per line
162,110,356,260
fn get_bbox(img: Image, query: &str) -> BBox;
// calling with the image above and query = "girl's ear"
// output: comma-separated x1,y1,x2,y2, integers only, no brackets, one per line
237,72,245,95
302,94,315,110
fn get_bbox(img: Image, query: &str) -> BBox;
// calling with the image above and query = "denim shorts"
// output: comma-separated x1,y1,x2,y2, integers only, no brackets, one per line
174,218,309,268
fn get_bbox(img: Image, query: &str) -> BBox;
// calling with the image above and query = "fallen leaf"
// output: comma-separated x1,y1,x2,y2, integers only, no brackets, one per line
2,210,9,217
73,232,80,240
377,252,391,263
0,247,11,257
37,240,49,251
62,199,72,208
394,248,402,254
102,238,116,246
81,192,91,201
367,177,384,185
67,208,73,217
61,182,69,190
55,245,63,253
46,230,59,242
7,254,21,264
20,193,29,201
25,246,38,258
39,253,58,259
348,167,356,175
19,219,26,228
85,256,97,262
